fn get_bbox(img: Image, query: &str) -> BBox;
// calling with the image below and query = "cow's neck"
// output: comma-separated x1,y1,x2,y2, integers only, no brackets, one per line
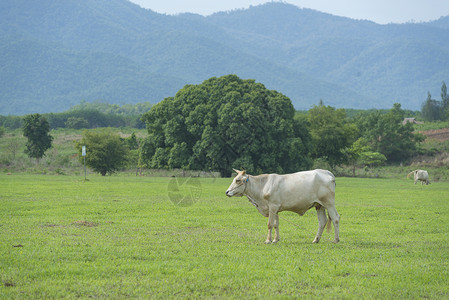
243,174,268,207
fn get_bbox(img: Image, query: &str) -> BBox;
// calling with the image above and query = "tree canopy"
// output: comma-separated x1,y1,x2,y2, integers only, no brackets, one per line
22,114,53,164
141,75,313,177
307,103,357,168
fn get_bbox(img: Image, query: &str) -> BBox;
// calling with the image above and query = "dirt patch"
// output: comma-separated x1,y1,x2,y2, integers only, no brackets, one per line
3,280,15,287
420,128,449,142
72,220,98,227
41,223,60,228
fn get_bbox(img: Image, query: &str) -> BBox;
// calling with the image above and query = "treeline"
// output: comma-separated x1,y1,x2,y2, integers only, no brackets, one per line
421,82,449,121
0,102,419,132
0,101,152,130
2,75,445,177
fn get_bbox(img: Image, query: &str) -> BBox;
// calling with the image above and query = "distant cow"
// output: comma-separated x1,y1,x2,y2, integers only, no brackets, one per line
407,169,430,185
225,169,340,244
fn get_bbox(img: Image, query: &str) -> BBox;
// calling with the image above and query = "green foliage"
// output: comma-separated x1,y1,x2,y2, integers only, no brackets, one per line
36,103,150,129
0,115,22,129
356,103,425,163
123,132,141,169
65,117,89,129
0,101,153,130
141,75,313,176
70,100,152,116
123,133,140,170
308,104,357,168
378,104,426,162
421,92,443,121
343,137,386,175
75,129,129,176
137,136,155,170
47,109,127,129
442,81,449,115
124,132,139,150
0,126,5,138
359,151,387,167
421,82,449,121
22,114,53,163
167,142,189,169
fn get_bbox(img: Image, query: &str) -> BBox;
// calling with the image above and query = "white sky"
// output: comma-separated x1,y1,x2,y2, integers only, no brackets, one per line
129,0,449,24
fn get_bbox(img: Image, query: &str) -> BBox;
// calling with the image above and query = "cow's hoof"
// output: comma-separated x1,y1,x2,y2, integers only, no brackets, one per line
264,240,271,244
312,238,320,243
333,238,340,243
272,239,279,244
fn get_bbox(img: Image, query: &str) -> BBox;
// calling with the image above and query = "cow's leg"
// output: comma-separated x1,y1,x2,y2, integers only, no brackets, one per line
265,207,280,244
312,206,327,243
272,213,280,243
265,217,272,244
327,206,340,243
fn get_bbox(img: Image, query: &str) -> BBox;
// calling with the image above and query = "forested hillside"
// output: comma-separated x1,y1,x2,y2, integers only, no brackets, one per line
1,0,448,115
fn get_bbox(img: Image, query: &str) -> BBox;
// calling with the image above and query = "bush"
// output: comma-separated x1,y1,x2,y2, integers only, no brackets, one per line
75,128,129,176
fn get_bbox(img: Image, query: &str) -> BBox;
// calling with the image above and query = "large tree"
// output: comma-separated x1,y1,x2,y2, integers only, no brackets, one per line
75,129,129,176
22,113,53,164
307,103,357,169
141,75,313,177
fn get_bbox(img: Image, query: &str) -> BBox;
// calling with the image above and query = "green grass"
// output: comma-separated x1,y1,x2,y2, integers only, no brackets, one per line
0,174,448,298
414,121,449,131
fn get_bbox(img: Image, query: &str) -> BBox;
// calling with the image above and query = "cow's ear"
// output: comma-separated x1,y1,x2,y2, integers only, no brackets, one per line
233,168,240,174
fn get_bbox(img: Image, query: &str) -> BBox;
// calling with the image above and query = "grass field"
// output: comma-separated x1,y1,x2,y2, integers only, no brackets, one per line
0,174,448,298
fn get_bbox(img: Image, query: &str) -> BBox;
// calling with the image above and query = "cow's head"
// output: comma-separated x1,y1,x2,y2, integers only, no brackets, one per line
226,169,249,197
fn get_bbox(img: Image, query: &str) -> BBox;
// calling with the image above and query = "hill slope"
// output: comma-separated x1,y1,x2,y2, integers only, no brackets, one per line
1,0,448,114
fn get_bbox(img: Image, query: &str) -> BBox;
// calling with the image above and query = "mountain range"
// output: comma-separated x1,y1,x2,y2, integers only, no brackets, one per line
1,0,448,115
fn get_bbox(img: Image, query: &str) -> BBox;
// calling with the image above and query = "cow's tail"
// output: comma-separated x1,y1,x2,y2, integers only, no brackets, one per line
407,170,416,179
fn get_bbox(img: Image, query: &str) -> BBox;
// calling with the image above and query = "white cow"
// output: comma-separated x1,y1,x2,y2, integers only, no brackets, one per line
226,169,340,244
407,170,430,185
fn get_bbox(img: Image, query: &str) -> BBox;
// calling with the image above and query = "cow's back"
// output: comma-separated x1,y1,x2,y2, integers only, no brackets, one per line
274,169,335,214
417,170,428,179
287,169,335,192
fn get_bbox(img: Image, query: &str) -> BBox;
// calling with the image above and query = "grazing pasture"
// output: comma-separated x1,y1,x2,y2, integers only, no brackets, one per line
0,174,448,298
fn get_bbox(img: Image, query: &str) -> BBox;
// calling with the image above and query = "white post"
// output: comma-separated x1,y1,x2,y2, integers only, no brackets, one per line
82,146,86,180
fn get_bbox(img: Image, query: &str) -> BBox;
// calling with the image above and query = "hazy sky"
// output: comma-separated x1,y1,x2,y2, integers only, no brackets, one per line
129,0,449,24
